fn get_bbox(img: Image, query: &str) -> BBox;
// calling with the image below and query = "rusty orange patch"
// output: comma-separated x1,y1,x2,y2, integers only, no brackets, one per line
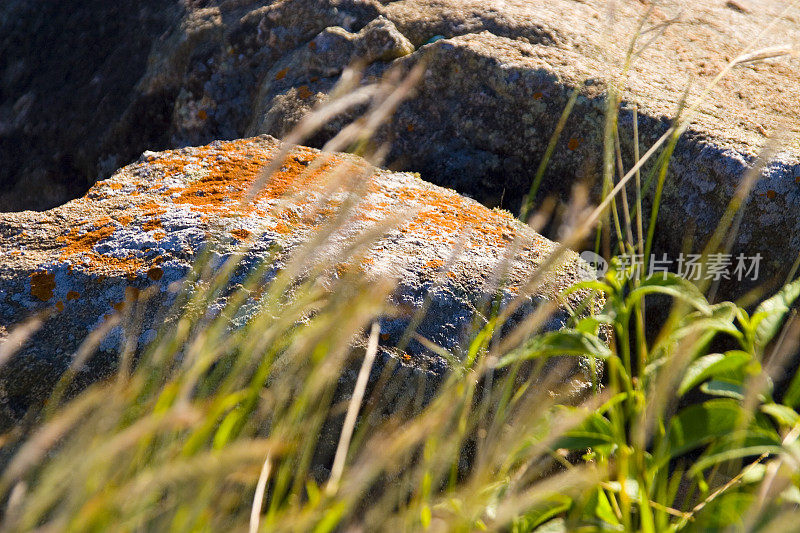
66,290,81,301
147,267,164,281
55,217,146,276
297,85,313,99
30,271,56,301
275,67,289,80
142,219,163,231
230,228,252,240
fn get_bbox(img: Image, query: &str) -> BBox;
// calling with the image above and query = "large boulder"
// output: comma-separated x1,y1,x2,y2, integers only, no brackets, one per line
3,0,797,293
0,135,597,424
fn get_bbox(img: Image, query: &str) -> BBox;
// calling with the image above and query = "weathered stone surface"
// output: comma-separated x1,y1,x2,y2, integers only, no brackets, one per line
0,135,596,423
3,0,798,293
250,0,800,294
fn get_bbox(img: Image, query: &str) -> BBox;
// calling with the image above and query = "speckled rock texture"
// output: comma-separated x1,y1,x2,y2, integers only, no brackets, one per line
3,0,798,293
0,135,596,424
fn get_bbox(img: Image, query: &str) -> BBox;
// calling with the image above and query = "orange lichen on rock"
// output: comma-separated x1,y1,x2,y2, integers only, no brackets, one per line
297,85,313,99
41,137,538,286
30,271,56,301
138,201,167,218
56,217,145,276
66,290,80,301
155,140,354,223
273,221,291,234
142,219,163,231
384,185,519,249
230,228,251,240
57,217,116,253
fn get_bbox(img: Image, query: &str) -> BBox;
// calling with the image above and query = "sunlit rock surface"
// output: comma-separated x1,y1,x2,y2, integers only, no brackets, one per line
0,135,597,423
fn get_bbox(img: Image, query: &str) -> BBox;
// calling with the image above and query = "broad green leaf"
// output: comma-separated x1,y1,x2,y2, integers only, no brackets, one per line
700,379,744,400
689,446,783,476
674,302,740,338
703,419,782,458
497,329,610,368
583,488,621,528
761,403,800,427
626,273,711,315
784,370,800,409
678,351,751,396
515,497,572,532
575,316,604,335
741,463,767,484
531,518,567,533
555,412,616,451
753,277,800,350
689,492,754,530
781,486,800,505
666,399,742,458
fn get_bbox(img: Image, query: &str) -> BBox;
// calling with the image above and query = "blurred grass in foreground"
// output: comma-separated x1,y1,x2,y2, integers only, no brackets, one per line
3,5,800,532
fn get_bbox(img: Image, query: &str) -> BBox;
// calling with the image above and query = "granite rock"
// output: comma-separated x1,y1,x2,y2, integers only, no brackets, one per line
3,0,798,294
0,135,597,423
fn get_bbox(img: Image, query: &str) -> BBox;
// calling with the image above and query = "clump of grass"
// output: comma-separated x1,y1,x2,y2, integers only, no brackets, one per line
3,6,800,532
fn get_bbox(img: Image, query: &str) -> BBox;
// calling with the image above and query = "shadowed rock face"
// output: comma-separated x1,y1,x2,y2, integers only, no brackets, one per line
0,0,181,211
3,0,798,293
0,135,597,425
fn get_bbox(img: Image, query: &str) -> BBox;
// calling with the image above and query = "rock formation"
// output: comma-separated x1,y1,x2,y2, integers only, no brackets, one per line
2,0,797,295
0,135,597,425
